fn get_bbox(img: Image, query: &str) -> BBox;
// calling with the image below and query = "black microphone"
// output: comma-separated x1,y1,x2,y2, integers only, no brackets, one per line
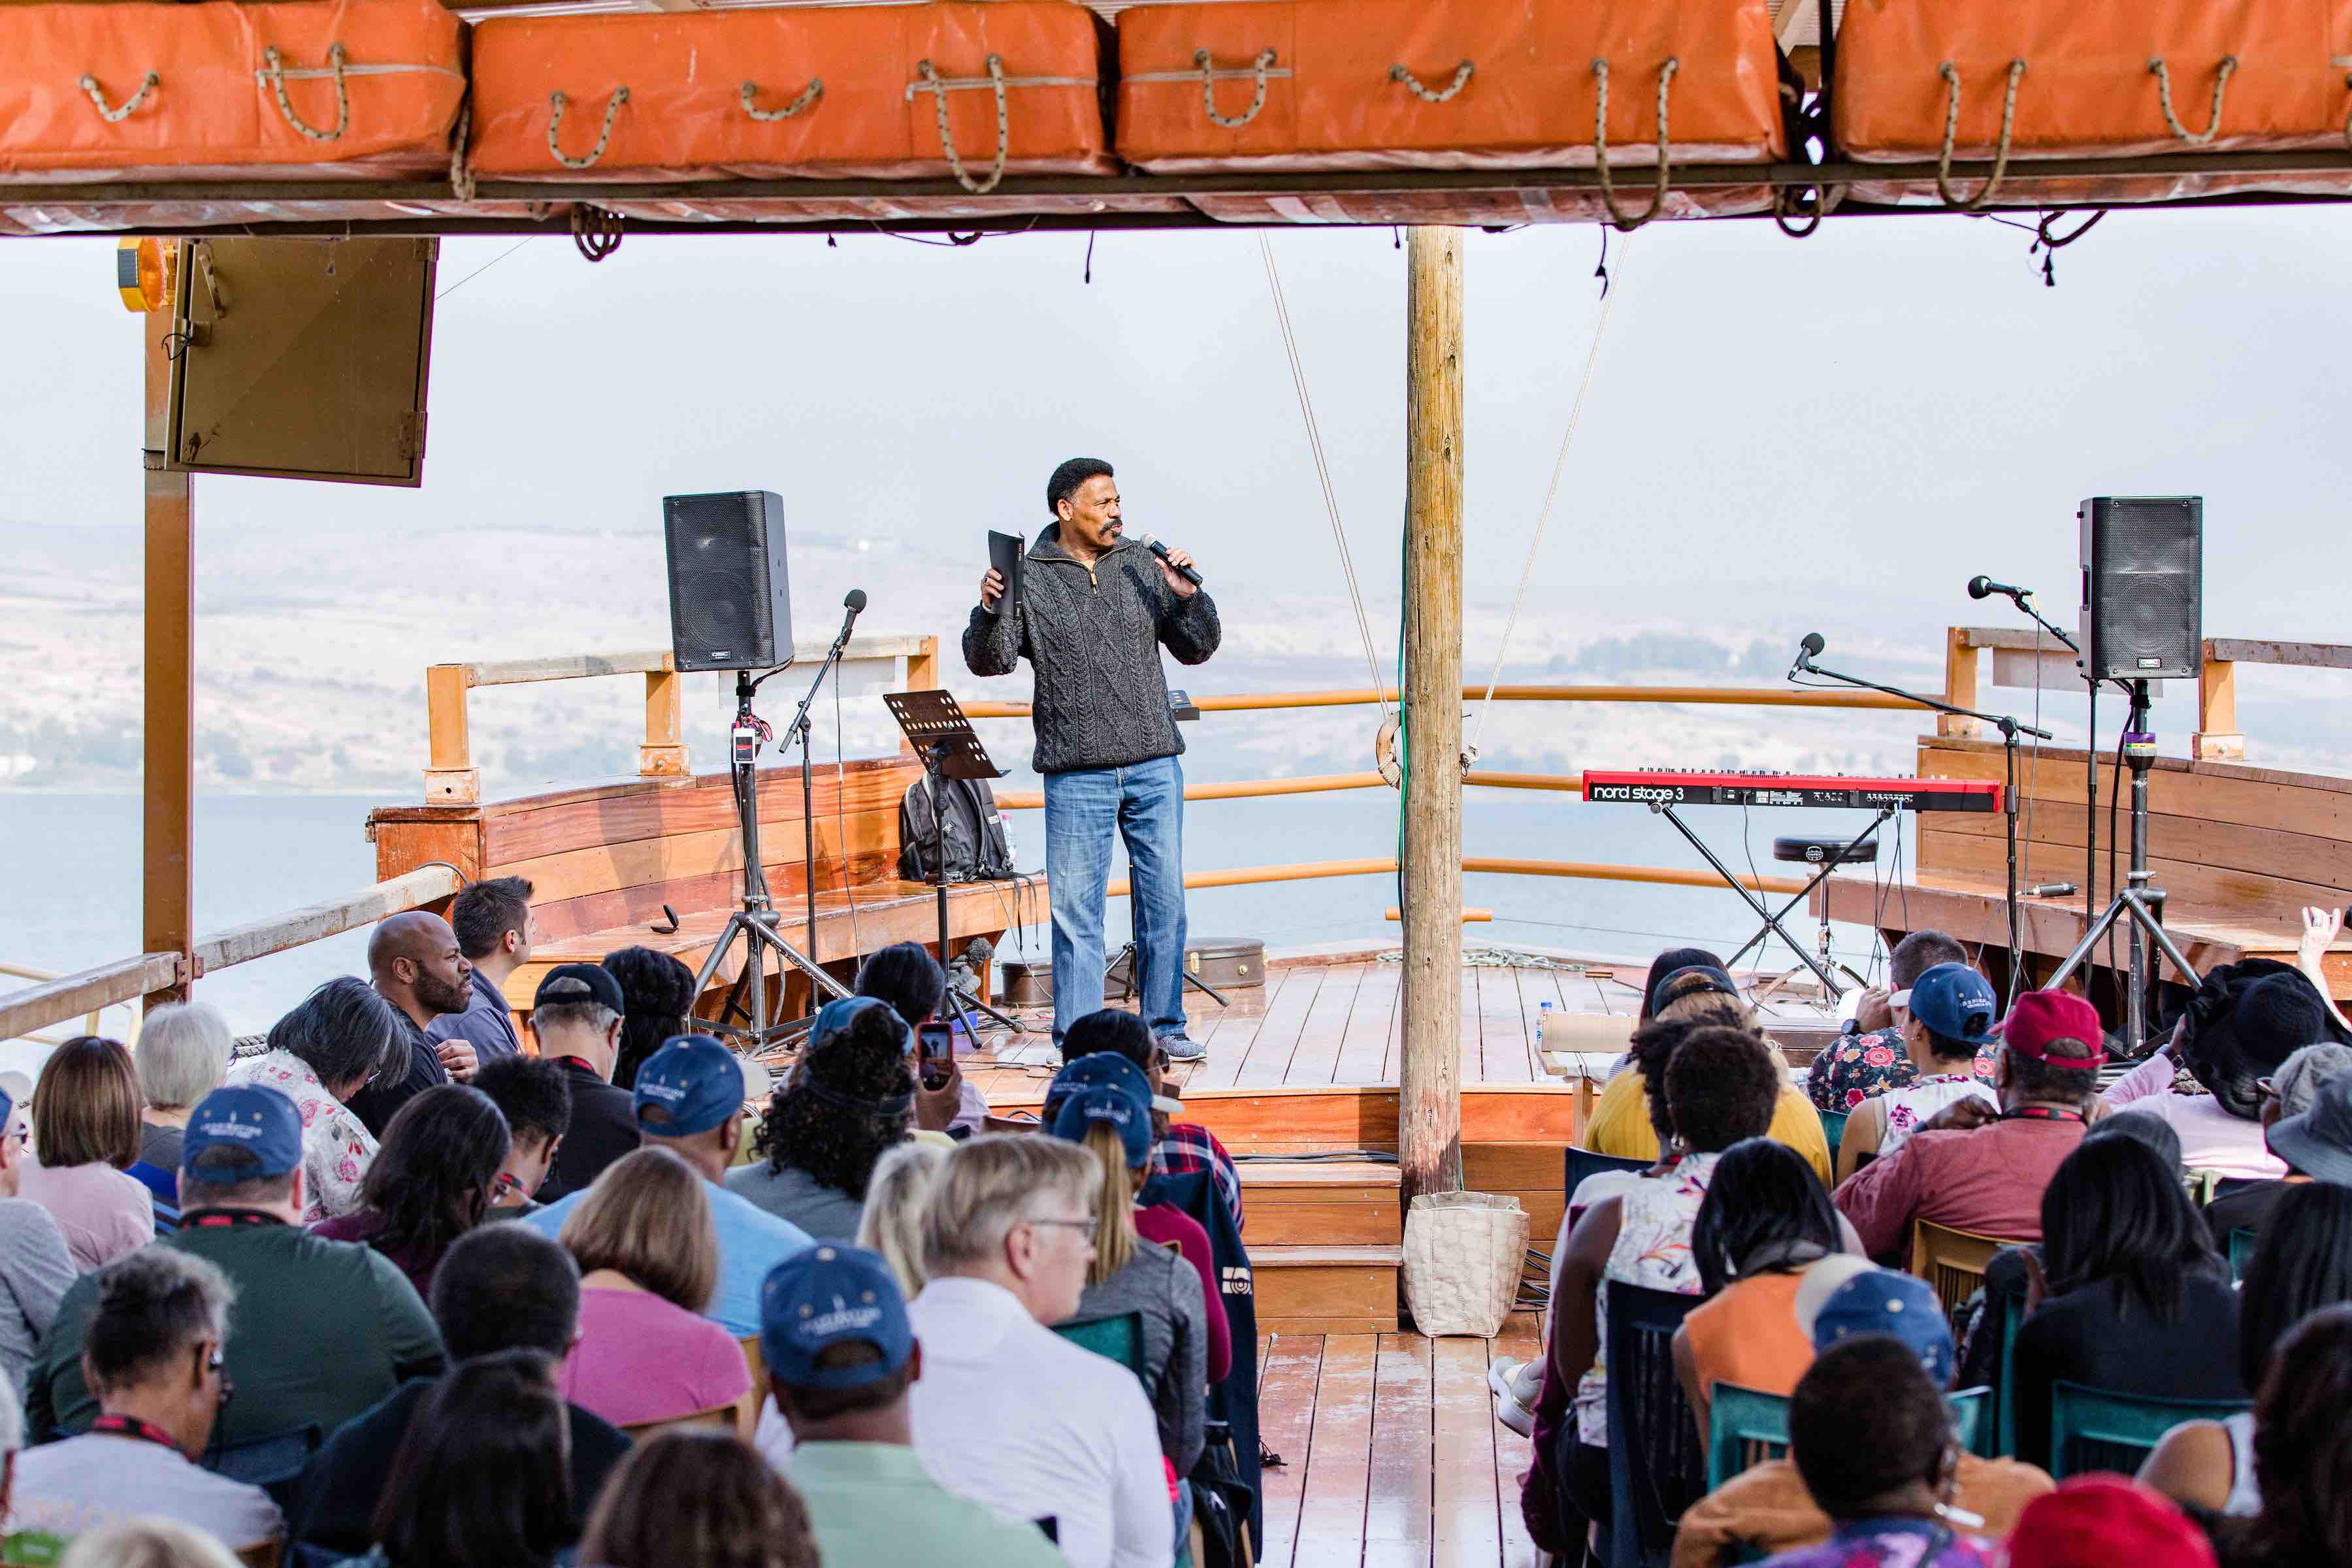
830,589,866,651
1137,533,1203,587
1967,575,2031,602
1791,631,1825,674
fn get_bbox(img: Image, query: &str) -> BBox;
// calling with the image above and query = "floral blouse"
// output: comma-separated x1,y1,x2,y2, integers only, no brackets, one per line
1807,1027,1997,1113
223,1051,377,1223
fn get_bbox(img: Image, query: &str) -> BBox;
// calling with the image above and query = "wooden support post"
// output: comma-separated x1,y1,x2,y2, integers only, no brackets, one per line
1939,627,1982,739
1399,227,1464,1202
2193,655,2243,761
902,636,941,756
142,258,195,1012
424,663,480,803
640,661,689,777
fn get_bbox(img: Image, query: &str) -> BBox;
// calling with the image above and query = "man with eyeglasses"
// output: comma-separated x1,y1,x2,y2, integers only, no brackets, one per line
7,1248,283,1558
900,1134,1172,1568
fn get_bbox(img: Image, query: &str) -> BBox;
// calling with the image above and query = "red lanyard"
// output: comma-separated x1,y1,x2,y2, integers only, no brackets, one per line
91,1414,182,1454
2001,1104,2086,1124
184,1209,284,1229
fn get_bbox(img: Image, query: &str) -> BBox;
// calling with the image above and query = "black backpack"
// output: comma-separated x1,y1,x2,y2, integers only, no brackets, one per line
898,773,1016,884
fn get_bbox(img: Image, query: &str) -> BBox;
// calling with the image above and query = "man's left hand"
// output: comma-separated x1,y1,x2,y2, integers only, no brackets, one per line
1156,546,1199,600
435,1039,480,1082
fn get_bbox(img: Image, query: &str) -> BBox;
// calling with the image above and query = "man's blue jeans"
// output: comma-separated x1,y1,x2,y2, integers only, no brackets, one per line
1043,754,1187,1046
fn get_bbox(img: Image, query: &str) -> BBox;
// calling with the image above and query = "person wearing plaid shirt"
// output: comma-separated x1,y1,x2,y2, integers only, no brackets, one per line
1151,1119,1243,1234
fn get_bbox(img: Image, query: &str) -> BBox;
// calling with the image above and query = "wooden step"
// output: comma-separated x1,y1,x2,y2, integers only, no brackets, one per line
1252,1244,1402,1335
1237,1158,1401,1247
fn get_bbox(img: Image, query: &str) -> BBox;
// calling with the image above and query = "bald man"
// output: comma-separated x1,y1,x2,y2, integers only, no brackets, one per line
347,911,482,1136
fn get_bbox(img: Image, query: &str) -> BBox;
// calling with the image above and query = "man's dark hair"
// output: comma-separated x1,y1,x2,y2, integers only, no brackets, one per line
773,1339,916,1424
1061,1007,1158,1071
1045,457,1114,517
85,1249,232,1390
1638,947,1724,1024
601,945,696,1090
753,1004,913,1196
450,876,534,962
532,973,619,1040
181,1143,296,1209
854,941,946,1034
2040,1133,2222,1324
1691,1137,1840,1296
472,1055,574,1152
580,1429,819,1568
1789,1337,1952,1520
2232,1304,2352,1567
1626,1016,1708,1144
431,1225,583,1362
1663,1026,1782,1153
373,1350,572,1567
1889,930,1968,991
267,975,404,1092
2237,1182,2352,1392
2002,1034,2101,1109
359,1084,512,1262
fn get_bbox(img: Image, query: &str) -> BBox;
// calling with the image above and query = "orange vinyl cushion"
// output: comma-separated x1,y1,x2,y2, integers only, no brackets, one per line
468,2,1113,180
0,0,464,178
1116,0,1786,173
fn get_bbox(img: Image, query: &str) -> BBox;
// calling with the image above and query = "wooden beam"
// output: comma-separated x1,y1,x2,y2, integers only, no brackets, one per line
2194,658,2244,762
641,668,689,777
1940,625,1981,739
142,267,194,1013
1,954,182,1047
1399,226,1464,1203
2206,638,2352,670
425,662,478,804
192,864,466,974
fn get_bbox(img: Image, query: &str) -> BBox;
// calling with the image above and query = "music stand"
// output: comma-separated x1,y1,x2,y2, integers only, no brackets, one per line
884,689,1021,1033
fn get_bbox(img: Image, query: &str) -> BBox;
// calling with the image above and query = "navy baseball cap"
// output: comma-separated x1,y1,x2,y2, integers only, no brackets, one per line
1051,1080,1151,1169
533,962,625,1016
760,1243,915,1391
634,1034,753,1139
1808,1267,1955,1388
1909,962,1999,1045
180,1085,305,1183
1650,964,1740,1017
811,995,911,1056
1044,1051,1152,1119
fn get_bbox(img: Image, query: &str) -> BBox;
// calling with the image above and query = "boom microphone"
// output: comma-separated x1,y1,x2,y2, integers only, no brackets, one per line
1967,575,2030,602
1791,631,1825,676
1137,533,1204,587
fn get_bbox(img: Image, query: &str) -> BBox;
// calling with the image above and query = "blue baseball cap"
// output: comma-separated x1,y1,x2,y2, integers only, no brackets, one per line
811,995,911,1056
1044,1051,1152,1120
1051,1080,1152,1169
180,1085,305,1183
759,1243,914,1391
1808,1267,1955,1388
633,1034,752,1139
1909,962,1999,1045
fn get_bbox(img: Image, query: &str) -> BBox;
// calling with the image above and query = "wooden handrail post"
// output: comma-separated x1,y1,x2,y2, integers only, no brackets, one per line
424,663,480,804
2193,649,2243,760
142,253,194,1011
902,636,940,756
1940,627,1982,739
640,660,689,777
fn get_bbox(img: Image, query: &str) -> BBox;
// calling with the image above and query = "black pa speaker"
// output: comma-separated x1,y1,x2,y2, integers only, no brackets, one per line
2078,496,2202,682
662,491,794,672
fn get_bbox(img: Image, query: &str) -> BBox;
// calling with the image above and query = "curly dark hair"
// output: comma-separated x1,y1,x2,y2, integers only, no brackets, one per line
601,945,696,1090
1046,457,1114,516
1790,1337,1952,1520
470,1055,574,1152
1625,1016,1712,1145
357,1084,512,1264
1663,1026,1782,1153
753,1003,913,1198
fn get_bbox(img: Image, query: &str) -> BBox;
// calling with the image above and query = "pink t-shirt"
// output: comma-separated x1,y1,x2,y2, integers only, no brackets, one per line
17,1157,152,1273
557,1284,751,1429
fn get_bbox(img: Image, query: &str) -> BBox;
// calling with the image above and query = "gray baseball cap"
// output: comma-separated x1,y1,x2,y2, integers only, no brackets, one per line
2268,1068,2352,1185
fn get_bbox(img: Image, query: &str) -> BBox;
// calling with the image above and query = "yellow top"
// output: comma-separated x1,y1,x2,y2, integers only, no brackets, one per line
1580,1071,1831,1184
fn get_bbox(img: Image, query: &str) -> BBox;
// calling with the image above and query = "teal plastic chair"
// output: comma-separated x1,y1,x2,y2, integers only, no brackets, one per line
1992,1292,2024,1459
1816,1109,1848,1173
1705,1384,1993,1489
2229,1228,2258,1282
2048,1381,2251,1480
1055,1312,1147,1377
1948,1386,1991,1458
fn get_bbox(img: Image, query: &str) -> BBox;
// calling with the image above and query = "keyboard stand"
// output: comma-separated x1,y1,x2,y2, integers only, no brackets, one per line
1651,802,1895,1000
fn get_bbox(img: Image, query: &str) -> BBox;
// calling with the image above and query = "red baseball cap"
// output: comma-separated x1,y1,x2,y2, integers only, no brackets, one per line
2006,1477,2215,1568
2000,989,2108,1070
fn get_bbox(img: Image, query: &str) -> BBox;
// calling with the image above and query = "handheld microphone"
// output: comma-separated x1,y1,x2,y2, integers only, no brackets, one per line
1137,533,1204,587
830,589,866,649
1967,575,2031,602
1791,631,1825,674
2028,882,2078,899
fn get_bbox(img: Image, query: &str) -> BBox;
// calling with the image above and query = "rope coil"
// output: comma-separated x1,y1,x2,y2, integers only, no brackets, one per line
547,86,629,170
915,55,1009,194
742,76,823,122
1935,59,2027,210
1196,48,1275,128
2148,55,2236,146
1390,59,1473,104
1591,57,1680,232
448,99,475,201
263,42,349,142
78,69,159,123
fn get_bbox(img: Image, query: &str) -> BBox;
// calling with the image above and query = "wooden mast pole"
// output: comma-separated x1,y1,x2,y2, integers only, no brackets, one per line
1399,227,1464,1201
142,245,195,1011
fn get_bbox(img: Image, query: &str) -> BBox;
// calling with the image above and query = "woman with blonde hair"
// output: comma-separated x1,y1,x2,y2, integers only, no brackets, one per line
20,1037,152,1271
58,1518,243,1568
856,1139,947,1296
555,1147,750,1430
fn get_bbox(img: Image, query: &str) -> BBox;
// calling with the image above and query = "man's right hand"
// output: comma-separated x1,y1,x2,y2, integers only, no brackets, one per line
1916,1096,1998,1136
979,567,1005,612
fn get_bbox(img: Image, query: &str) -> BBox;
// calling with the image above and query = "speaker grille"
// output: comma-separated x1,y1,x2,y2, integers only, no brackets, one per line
664,491,788,670
2080,496,2201,681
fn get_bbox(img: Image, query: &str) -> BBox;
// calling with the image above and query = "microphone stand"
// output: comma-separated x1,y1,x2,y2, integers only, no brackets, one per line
782,601,866,980
1795,651,2053,1006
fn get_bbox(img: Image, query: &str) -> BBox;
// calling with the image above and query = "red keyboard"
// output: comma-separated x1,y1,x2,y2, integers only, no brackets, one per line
1582,770,2002,813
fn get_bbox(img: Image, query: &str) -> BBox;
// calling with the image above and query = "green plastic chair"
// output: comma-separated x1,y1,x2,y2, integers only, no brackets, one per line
1992,1292,2024,1459
1704,1384,1992,1490
2229,1227,2258,1283
2048,1381,2251,1480
1816,1109,1848,1173
1054,1312,1148,1377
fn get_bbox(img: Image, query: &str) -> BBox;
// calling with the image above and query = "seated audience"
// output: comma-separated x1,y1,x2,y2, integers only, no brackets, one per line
1754,1335,2001,1567
761,1243,1062,1567
856,940,987,1134
1832,963,2001,1180
2139,1181,2352,1520
2203,1045,2352,1245
524,964,636,1204
2004,1477,2219,1568
1836,990,2103,1262
1048,1070,1215,1471
521,1034,811,1336
2104,958,2347,1183
19,1036,152,1270
858,1140,947,1298
6,1250,280,1558
601,945,697,1091
0,1085,76,1397
580,1428,821,1568
1547,1026,1784,1549
1808,932,1980,1111
296,1223,630,1557
427,875,536,1063
907,1134,1170,1568
2009,1134,2243,1471
1580,968,1831,1181
556,1146,751,1429
2089,1106,2187,1173
470,1053,573,1215
1674,1267,2051,1567
2211,1304,2352,1568
1673,1137,1845,1437
310,1083,510,1299
352,910,484,1135
58,1519,244,1568
1064,1007,1244,1234
732,996,914,1239
225,976,402,1222
25,1085,445,1442
357,1349,572,1568
131,1002,233,1179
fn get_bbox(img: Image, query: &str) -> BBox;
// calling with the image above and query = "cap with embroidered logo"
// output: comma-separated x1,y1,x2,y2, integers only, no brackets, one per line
1043,1051,1152,1121
759,1243,914,1391
180,1085,305,1184
633,1034,767,1139
1050,1080,1152,1169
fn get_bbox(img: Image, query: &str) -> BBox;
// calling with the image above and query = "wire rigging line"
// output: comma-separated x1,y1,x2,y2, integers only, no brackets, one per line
1467,233,1635,764
1258,233,1392,726
434,237,533,301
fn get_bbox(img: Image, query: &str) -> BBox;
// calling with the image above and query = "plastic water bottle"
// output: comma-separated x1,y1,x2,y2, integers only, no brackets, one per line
1537,1000,1553,1054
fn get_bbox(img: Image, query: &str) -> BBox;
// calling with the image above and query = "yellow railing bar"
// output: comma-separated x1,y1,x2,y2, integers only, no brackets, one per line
960,682,1927,721
996,768,1591,810
1104,855,1806,899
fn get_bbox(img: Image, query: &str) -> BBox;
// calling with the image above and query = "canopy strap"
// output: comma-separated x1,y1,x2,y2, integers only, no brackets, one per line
548,86,629,170
263,43,349,142
1390,60,1474,104
2148,56,2236,146
915,56,1009,195
1196,48,1277,127
1592,57,1680,232
742,76,823,122
1935,59,2026,210
78,69,159,123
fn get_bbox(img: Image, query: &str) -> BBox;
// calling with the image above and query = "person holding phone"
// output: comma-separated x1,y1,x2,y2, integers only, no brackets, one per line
965,457,1221,1061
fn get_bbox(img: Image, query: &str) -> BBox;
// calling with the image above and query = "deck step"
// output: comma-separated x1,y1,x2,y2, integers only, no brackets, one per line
1250,1243,1402,1335
1237,1157,1401,1248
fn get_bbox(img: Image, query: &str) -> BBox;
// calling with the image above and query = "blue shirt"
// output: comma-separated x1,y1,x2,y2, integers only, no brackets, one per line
426,967,524,1062
520,1177,813,1337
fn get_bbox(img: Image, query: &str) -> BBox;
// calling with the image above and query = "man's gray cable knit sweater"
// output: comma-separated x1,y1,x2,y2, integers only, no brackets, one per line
962,525,1221,776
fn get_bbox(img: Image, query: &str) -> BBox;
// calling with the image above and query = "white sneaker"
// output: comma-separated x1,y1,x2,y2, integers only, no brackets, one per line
1488,1355,1535,1438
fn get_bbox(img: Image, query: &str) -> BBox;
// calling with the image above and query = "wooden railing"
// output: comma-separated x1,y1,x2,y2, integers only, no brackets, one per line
0,960,133,1045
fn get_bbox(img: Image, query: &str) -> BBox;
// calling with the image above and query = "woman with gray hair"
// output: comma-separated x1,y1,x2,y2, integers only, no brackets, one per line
225,978,402,1223
133,1002,233,1176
